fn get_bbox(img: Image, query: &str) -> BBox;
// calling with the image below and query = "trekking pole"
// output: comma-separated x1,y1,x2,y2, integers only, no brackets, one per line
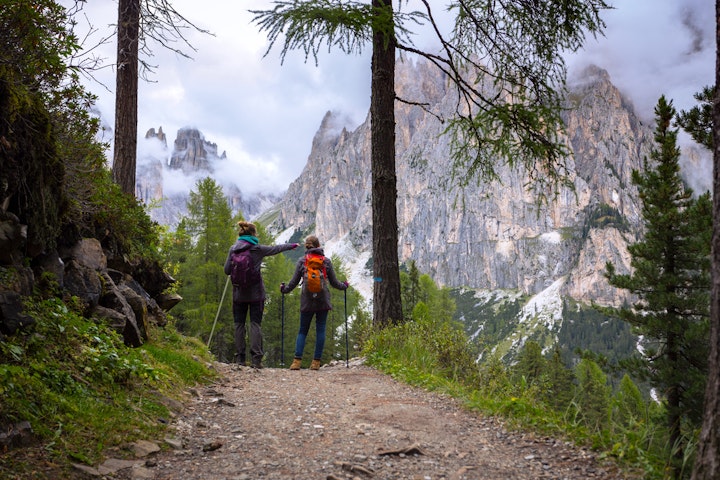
281,291,285,366
344,288,349,368
208,276,230,349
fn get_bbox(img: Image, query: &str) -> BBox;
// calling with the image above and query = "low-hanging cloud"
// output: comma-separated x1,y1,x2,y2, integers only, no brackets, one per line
68,0,715,199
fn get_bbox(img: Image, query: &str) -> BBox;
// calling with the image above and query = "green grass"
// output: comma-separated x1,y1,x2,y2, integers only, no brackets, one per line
0,296,218,479
362,316,675,479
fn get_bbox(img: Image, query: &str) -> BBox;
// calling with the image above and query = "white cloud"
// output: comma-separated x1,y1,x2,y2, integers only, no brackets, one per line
162,168,199,197
566,0,714,120
66,0,714,195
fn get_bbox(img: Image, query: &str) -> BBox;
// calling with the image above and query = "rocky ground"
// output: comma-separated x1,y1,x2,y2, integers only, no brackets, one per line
71,359,640,480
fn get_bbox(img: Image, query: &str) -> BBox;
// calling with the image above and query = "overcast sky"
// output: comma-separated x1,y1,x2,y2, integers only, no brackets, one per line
67,0,715,196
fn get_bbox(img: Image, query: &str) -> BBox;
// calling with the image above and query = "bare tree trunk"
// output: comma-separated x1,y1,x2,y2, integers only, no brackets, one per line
112,0,140,196
370,0,403,327
692,2,720,478
667,332,682,479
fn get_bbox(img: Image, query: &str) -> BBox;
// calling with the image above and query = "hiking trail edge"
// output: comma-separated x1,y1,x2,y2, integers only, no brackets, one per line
105,359,640,479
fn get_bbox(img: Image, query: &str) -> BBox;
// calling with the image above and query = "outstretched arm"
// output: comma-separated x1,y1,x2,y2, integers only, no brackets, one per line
260,242,299,257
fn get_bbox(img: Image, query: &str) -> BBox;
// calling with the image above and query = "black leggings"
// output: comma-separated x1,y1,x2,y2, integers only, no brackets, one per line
233,301,264,364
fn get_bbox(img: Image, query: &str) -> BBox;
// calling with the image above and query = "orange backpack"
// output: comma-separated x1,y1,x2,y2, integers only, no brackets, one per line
304,253,327,294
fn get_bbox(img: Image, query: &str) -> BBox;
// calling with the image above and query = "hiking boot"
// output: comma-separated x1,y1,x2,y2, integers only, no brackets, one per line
289,358,302,370
310,359,321,370
250,362,263,369
233,353,247,366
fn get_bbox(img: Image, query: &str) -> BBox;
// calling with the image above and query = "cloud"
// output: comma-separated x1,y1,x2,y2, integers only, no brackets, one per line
68,0,715,196
566,0,714,121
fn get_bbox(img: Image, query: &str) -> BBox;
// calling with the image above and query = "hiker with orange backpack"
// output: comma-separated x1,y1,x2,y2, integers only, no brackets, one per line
280,235,348,370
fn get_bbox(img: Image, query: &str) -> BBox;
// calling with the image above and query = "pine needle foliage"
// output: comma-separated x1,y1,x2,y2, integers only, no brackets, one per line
604,96,711,477
250,0,420,64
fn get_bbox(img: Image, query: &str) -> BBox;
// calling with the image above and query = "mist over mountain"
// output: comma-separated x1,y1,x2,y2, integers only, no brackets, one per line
136,126,280,227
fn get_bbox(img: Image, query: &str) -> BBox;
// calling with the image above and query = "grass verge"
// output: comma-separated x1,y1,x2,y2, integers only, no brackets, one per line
362,316,663,479
0,296,217,479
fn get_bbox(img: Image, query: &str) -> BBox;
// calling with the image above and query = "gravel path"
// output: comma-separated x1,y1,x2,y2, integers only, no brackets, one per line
124,359,640,480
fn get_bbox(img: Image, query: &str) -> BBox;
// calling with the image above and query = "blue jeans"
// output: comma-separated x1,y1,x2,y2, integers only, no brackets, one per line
294,310,328,360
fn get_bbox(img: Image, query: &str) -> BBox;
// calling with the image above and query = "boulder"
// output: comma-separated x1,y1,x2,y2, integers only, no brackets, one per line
105,255,175,298
119,275,168,327
98,272,143,347
118,284,148,342
0,265,34,296
63,259,101,311
155,292,182,312
0,291,35,335
106,270,168,327
90,305,127,334
62,238,106,271
0,211,26,266
31,249,64,288
0,421,36,450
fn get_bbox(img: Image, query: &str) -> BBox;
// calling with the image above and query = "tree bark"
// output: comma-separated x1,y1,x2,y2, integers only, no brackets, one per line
370,0,403,327
691,2,720,478
112,0,140,196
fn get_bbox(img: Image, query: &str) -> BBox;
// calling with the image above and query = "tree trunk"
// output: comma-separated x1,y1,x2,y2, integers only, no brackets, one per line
112,0,140,196
691,2,720,478
370,0,403,327
667,331,682,479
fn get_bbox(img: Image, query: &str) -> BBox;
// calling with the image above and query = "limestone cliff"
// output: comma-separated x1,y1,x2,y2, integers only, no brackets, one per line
265,62,666,308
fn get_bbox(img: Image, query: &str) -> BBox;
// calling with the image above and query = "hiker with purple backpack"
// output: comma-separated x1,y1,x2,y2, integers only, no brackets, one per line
224,221,298,369
280,235,348,371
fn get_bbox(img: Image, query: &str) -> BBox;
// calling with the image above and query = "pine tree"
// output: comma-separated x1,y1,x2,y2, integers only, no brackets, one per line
172,177,235,356
401,260,421,322
574,358,611,432
515,340,546,383
112,0,140,195
612,374,646,427
605,96,711,477
108,1,210,195
544,346,575,412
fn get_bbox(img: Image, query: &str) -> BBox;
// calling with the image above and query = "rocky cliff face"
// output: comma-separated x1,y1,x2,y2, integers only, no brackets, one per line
137,127,279,227
265,61,665,307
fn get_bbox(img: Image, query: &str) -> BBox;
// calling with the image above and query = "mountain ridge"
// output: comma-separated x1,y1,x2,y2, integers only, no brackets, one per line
262,62,661,307
136,126,280,227
141,61,710,361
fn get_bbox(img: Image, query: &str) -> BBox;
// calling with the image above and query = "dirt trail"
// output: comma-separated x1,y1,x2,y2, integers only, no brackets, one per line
136,360,636,480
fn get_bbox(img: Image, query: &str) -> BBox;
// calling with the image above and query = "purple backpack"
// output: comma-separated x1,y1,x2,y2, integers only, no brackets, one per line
230,248,260,288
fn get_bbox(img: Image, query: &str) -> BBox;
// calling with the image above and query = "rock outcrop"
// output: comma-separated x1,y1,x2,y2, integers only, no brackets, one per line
0,234,176,348
264,62,677,308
